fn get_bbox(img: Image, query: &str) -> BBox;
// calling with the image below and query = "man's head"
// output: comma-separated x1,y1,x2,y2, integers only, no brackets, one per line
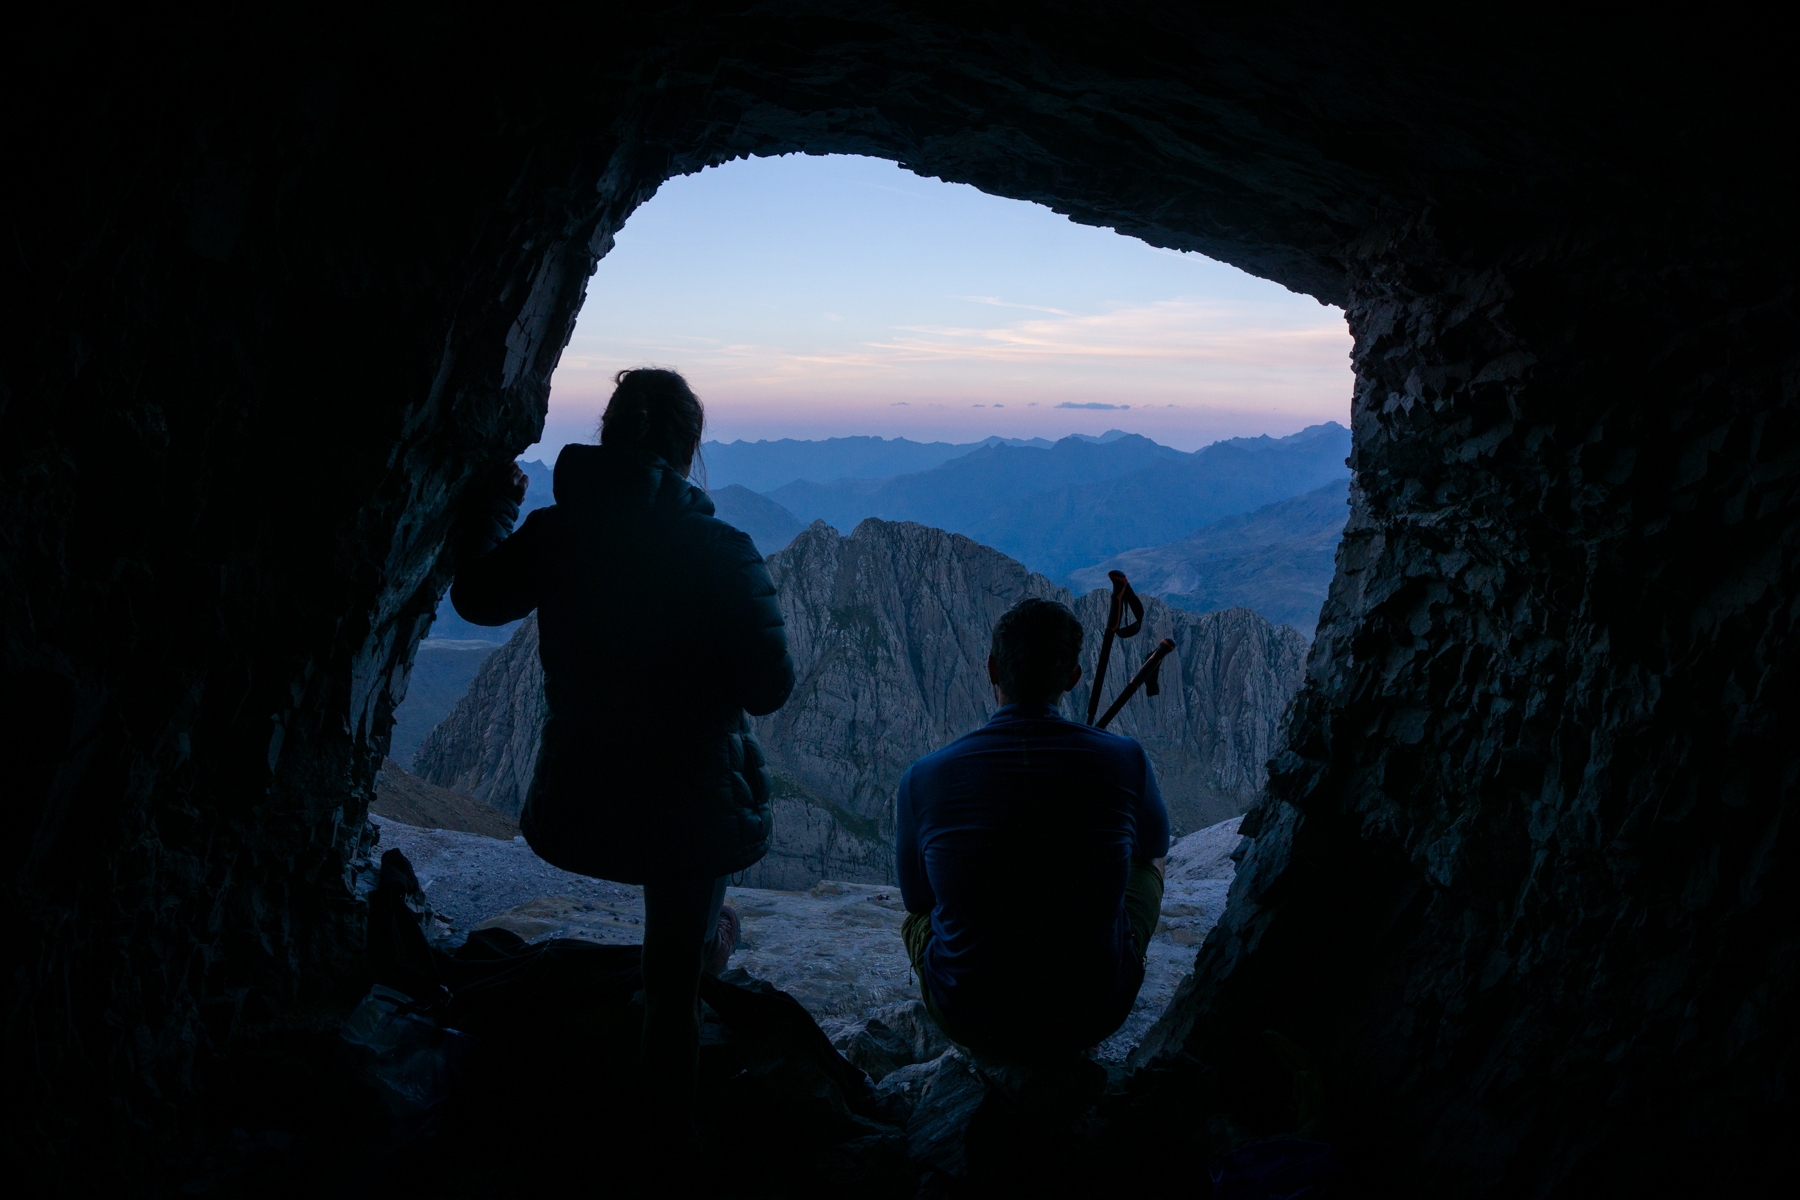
987,598,1085,708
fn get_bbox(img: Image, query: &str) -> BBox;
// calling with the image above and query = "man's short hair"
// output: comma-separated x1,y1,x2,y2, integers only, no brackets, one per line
991,598,1085,706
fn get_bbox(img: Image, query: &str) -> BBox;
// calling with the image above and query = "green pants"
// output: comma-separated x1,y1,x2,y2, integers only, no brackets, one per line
902,860,1165,1049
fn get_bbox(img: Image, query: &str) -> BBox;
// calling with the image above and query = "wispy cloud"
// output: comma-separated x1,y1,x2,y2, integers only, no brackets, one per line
862,299,1351,370
957,295,1073,316
1058,402,1130,410
560,300,1343,380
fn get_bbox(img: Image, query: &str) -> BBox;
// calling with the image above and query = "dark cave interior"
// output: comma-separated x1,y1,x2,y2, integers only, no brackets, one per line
3,5,1795,1195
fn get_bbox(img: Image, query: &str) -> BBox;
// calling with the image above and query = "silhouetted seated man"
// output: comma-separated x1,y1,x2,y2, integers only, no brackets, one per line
897,598,1169,1056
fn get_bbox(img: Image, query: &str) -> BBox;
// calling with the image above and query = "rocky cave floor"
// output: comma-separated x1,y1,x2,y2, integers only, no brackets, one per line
187,822,1244,1198
374,814,1241,1070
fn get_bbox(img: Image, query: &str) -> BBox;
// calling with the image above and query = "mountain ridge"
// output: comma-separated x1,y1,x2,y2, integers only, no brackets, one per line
709,485,807,555
701,433,1053,492
977,424,1350,578
1070,478,1350,637
763,423,1350,582
768,433,1186,534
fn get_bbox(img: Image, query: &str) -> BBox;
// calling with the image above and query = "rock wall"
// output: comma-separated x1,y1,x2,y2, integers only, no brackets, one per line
5,6,1793,1191
1134,258,1800,1192
415,518,1306,887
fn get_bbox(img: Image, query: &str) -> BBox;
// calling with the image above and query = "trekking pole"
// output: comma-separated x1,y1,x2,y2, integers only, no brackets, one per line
1086,570,1145,725
1095,638,1177,730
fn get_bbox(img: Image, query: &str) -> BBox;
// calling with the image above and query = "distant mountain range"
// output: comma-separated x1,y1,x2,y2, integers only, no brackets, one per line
420,422,1345,655
769,433,1185,535
702,433,1063,492
764,423,1350,581
1070,478,1350,638
971,425,1349,578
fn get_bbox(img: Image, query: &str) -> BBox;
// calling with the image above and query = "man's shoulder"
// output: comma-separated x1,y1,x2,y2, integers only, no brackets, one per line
1014,711,1147,756
920,714,1146,770
903,723,1002,791
1077,721,1149,757
908,730,979,778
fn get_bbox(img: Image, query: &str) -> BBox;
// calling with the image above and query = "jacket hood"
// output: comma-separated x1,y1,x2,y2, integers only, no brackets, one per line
553,442,714,520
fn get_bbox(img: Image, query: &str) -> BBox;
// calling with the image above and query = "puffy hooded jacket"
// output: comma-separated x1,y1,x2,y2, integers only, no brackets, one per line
449,443,795,882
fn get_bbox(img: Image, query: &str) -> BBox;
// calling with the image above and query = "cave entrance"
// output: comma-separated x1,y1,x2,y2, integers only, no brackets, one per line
376,151,1355,1067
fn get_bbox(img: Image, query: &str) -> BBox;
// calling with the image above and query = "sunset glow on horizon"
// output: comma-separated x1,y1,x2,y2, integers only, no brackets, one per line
533,155,1353,459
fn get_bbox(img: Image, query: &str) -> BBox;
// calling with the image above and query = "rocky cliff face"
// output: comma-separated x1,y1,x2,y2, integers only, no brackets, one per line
412,618,546,817
1066,593,1308,837
417,518,1306,887
745,519,1066,886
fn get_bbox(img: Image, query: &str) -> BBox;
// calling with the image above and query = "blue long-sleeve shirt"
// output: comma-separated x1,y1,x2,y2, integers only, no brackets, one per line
896,703,1170,1048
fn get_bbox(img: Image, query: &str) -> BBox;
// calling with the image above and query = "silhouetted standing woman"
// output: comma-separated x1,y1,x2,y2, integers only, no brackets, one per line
450,368,795,1143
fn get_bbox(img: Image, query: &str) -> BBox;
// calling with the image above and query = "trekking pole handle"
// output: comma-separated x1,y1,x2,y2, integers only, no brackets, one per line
1095,638,1176,730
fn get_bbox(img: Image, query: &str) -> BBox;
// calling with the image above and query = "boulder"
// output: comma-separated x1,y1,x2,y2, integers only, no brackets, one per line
875,1046,1111,1180
830,999,956,1083
899,1051,989,1178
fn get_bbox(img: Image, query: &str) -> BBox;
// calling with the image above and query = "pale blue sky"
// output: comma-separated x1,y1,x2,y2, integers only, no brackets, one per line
533,154,1351,457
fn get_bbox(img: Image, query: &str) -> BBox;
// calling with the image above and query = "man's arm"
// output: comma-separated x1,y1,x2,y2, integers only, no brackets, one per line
895,767,937,915
1133,747,1172,879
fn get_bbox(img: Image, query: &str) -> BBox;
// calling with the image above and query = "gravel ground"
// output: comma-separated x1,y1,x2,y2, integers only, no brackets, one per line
371,821,642,937
371,815,1242,1066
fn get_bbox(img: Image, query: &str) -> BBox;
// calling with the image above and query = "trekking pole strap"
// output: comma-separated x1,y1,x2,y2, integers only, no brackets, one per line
1096,638,1177,730
1087,570,1146,725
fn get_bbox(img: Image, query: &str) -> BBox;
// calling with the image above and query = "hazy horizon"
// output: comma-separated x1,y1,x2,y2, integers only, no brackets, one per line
515,421,1348,468
528,153,1352,460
